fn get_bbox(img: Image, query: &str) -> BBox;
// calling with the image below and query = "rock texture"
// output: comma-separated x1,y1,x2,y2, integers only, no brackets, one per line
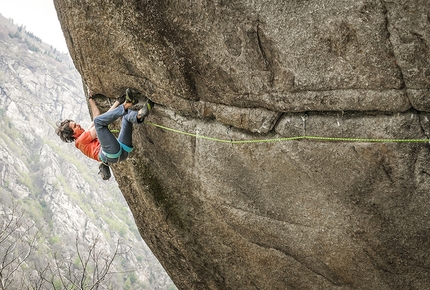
54,0,430,289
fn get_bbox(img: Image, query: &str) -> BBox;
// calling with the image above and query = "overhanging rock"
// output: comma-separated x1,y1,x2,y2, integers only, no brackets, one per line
54,0,430,289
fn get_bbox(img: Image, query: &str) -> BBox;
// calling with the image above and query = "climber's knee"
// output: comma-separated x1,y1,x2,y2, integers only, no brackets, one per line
93,115,104,129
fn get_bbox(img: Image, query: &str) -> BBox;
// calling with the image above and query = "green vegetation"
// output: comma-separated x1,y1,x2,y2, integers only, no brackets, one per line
25,39,40,52
21,198,45,225
8,31,21,39
49,235,61,245
25,30,42,42
17,170,34,192
45,139,99,188
7,25,63,62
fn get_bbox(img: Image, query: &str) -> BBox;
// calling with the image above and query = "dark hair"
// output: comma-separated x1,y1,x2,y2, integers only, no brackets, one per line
55,119,75,143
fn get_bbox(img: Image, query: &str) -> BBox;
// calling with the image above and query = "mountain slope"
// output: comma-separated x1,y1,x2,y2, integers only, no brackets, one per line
0,14,175,289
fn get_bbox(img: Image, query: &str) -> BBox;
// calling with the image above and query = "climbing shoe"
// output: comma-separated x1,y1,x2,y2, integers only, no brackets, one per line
137,99,155,121
125,88,139,105
117,94,126,104
98,162,111,180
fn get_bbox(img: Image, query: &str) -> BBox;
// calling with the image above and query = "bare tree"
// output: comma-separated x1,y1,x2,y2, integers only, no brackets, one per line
0,203,40,290
0,204,135,289
40,235,131,290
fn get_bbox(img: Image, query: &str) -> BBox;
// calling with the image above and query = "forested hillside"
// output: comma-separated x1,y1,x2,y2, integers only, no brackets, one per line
0,14,175,289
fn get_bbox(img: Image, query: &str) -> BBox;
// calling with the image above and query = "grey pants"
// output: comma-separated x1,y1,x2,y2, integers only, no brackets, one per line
94,105,141,163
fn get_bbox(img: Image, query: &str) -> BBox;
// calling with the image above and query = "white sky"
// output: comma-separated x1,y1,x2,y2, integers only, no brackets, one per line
0,0,68,53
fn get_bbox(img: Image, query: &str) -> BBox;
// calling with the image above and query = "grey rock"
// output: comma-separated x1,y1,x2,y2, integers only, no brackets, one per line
53,0,430,289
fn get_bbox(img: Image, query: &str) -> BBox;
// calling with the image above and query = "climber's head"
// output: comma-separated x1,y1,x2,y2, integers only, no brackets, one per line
56,119,83,142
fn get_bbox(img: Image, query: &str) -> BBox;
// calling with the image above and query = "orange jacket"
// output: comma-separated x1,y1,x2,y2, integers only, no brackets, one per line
75,130,101,162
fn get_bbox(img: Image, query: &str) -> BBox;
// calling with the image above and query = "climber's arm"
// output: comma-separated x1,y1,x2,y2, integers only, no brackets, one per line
87,93,121,140
87,97,99,139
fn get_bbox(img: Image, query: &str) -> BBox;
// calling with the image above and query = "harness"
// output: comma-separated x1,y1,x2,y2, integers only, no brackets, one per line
100,142,133,163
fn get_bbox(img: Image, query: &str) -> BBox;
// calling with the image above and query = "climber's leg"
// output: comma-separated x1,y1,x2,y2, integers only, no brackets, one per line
94,105,127,155
117,98,155,148
118,113,135,148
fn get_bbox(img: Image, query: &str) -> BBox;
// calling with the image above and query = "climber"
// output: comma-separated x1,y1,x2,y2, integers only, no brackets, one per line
55,88,154,179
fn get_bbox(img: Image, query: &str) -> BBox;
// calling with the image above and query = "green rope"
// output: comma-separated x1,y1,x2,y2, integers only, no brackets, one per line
144,121,430,144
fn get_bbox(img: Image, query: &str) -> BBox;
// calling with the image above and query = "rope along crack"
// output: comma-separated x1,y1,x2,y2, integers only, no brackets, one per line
144,121,430,145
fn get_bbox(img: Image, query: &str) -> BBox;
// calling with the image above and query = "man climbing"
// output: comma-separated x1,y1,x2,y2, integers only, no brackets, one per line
55,88,154,179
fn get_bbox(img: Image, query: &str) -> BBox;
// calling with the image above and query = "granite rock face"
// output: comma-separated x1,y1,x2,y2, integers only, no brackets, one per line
54,0,430,289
